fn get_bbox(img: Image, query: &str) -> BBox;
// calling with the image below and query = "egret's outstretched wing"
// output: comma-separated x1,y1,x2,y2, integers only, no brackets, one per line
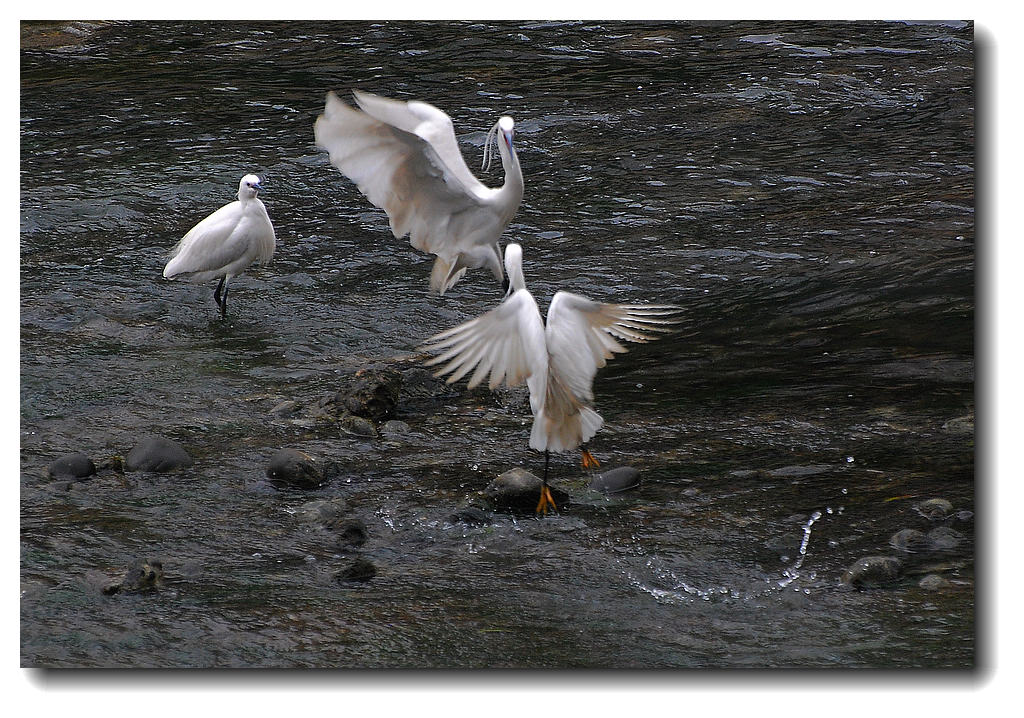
544,291,681,403
351,90,485,195
420,289,547,391
313,92,485,259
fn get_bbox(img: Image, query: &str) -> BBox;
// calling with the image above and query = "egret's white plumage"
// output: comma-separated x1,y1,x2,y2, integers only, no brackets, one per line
163,174,275,313
420,243,681,512
313,90,524,294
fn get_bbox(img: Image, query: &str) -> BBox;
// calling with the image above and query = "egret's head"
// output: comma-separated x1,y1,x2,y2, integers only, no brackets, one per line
482,116,516,173
498,116,515,150
239,174,263,200
503,242,526,295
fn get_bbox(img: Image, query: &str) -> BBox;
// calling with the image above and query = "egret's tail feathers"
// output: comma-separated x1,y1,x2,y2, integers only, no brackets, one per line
529,405,604,454
430,256,467,295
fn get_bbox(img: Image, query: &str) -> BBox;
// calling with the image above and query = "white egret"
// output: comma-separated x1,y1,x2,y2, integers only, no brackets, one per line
313,90,524,295
420,244,681,514
163,174,276,314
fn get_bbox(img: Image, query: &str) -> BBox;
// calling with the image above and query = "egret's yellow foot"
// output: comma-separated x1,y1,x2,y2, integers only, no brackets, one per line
536,484,558,515
581,448,601,471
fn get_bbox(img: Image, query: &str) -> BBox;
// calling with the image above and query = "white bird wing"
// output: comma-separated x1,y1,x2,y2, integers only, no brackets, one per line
351,90,487,195
164,202,252,278
544,291,682,404
313,92,489,259
420,289,547,391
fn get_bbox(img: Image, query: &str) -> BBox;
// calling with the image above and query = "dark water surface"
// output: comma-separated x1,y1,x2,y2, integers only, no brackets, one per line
20,20,974,668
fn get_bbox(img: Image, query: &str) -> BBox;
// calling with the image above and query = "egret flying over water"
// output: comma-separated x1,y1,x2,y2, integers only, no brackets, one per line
420,243,681,514
313,90,524,295
163,174,276,315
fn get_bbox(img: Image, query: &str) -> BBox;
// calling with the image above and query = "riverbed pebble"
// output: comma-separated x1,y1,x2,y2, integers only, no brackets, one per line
587,466,641,494
483,467,570,511
265,448,324,489
332,518,368,549
102,558,164,595
381,419,411,436
926,526,964,552
919,574,952,591
915,497,954,520
889,528,932,553
339,413,378,438
334,558,376,583
125,436,193,473
841,555,902,589
47,452,96,480
448,506,492,526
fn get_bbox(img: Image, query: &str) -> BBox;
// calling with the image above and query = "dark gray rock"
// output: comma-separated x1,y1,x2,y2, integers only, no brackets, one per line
919,574,952,591
47,452,96,480
332,518,368,549
926,526,964,552
915,498,954,520
841,555,902,589
448,506,492,526
102,558,164,595
125,436,193,473
941,415,974,436
335,558,376,583
381,419,411,437
339,413,377,438
588,466,641,494
889,528,931,554
337,365,402,422
483,467,569,512
266,448,324,489
294,498,350,524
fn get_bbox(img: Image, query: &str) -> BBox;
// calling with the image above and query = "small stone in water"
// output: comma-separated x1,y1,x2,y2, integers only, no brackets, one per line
265,448,324,490
125,436,193,473
916,498,954,520
587,466,641,494
841,555,902,590
47,452,96,480
335,558,376,583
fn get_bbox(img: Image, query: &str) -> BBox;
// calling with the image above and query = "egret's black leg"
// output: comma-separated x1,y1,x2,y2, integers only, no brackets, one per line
214,277,225,311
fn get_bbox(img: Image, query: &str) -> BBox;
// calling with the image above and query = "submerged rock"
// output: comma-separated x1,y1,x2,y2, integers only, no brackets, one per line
294,497,350,525
448,506,492,527
841,555,902,589
102,558,164,595
266,448,324,489
381,419,411,437
337,365,402,422
926,526,964,552
941,415,974,436
889,528,931,554
125,436,193,473
919,574,952,591
47,452,96,480
483,467,569,512
339,413,377,438
334,558,376,583
332,518,368,549
915,498,954,521
587,466,641,494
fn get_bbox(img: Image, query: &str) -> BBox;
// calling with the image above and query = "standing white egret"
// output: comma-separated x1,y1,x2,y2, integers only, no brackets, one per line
420,243,681,514
163,174,276,315
313,90,524,295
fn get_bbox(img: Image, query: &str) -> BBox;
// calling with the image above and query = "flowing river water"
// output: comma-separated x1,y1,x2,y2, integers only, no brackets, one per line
20,20,974,669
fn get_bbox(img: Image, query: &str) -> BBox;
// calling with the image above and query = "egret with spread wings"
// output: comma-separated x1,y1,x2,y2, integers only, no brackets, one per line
313,90,524,294
420,243,681,514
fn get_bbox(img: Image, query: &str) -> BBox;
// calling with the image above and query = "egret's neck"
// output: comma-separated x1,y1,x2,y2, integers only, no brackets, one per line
498,142,524,208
